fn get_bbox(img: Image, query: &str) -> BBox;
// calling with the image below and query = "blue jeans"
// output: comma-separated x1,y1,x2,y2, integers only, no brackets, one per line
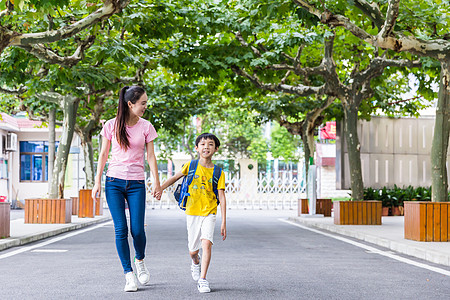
105,176,146,273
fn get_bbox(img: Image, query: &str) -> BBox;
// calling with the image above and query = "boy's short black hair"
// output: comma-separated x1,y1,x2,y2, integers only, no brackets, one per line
195,133,220,148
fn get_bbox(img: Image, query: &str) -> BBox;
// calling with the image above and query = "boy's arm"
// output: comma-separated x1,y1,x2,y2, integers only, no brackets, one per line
218,189,227,241
161,172,185,191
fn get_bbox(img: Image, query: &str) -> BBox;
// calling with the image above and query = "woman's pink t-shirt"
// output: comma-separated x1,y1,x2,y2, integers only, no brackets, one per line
101,117,158,180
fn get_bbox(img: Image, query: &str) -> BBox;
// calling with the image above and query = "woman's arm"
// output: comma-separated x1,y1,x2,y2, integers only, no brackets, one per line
146,141,162,200
91,137,111,200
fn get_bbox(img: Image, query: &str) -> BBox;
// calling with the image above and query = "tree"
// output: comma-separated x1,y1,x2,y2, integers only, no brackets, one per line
0,0,166,196
294,0,448,201
0,0,131,59
161,0,426,199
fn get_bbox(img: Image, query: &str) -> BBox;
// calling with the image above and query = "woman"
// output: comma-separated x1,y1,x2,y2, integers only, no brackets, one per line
92,85,162,292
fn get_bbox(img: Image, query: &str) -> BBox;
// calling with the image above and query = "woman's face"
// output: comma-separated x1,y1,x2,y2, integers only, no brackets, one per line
128,93,148,118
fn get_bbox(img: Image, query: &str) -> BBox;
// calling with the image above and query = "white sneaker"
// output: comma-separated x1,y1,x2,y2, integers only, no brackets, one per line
191,256,201,281
134,257,150,285
124,272,138,292
197,278,211,293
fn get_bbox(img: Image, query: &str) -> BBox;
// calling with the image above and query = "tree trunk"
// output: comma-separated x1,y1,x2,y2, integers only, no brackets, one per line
431,60,450,202
300,118,316,179
47,108,55,195
343,103,364,201
79,131,95,189
49,95,80,199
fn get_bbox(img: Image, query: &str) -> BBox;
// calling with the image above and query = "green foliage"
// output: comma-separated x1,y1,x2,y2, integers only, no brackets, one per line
363,185,433,207
270,122,301,161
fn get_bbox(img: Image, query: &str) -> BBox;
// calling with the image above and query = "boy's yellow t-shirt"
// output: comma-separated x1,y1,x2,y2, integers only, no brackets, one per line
181,161,225,216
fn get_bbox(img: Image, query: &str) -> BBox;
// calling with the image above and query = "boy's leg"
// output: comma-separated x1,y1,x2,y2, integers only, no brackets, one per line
199,214,216,279
187,215,202,281
190,250,200,264
200,239,212,279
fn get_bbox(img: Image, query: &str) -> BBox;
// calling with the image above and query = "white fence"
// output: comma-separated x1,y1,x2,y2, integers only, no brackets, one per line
145,172,305,210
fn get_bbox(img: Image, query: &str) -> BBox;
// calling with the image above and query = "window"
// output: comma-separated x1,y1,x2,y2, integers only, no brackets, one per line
20,141,59,182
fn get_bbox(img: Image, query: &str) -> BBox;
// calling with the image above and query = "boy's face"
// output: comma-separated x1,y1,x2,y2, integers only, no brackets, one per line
195,138,218,159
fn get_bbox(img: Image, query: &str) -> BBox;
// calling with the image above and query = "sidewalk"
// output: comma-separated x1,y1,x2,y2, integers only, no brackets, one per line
0,210,111,251
289,215,450,267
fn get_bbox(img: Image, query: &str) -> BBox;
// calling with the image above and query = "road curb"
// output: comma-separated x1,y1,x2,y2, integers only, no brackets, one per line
288,217,450,267
0,216,111,252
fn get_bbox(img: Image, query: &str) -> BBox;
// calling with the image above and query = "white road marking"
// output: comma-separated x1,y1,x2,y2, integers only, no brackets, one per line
0,221,113,260
280,218,450,277
31,249,68,253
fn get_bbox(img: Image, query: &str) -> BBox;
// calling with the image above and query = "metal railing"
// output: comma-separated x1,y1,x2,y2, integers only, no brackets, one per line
145,171,304,210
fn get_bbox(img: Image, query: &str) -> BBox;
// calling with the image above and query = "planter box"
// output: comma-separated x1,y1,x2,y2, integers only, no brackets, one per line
78,189,95,218
334,201,382,225
25,199,72,224
0,202,10,238
95,197,103,216
404,201,450,242
298,199,332,217
70,197,79,215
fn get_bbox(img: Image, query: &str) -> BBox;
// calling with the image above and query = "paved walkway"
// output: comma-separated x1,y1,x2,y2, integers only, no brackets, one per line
0,210,111,251
2,208,450,268
289,215,450,267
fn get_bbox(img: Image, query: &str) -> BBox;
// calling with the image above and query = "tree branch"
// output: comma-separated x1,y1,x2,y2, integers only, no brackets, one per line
0,86,27,95
234,31,261,57
293,0,450,59
354,0,384,29
16,35,95,67
231,65,325,96
9,1,130,47
114,61,149,84
380,0,400,38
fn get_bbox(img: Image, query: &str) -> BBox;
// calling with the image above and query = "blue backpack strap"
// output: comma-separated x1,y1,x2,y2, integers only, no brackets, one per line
179,160,198,210
212,165,222,205
186,159,198,186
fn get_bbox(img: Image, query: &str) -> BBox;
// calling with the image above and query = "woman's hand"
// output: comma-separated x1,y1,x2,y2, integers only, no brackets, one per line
152,184,162,201
92,183,100,200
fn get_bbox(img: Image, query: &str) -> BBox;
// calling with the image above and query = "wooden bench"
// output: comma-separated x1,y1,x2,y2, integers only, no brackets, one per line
298,199,332,217
25,199,72,224
78,189,95,218
404,201,449,242
334,201,382,225
0,202,10,238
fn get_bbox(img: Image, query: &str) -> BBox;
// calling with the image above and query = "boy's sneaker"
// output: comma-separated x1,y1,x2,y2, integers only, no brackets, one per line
124,272,138,292
134,257,150,285
197,278,211,293
191,256,201,281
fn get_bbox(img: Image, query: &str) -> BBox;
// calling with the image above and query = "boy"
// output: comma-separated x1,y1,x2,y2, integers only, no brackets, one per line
161,133,227,293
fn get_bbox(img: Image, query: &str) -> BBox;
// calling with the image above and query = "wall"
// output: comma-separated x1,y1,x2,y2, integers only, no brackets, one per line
337,116,437,190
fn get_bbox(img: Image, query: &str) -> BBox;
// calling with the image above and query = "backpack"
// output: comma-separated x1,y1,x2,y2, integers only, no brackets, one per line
173,159,222,210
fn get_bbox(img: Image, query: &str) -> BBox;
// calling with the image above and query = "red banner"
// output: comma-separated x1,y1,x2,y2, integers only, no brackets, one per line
320,121,336,140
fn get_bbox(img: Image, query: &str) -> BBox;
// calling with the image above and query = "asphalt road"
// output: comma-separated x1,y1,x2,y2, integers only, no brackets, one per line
1,209,449,299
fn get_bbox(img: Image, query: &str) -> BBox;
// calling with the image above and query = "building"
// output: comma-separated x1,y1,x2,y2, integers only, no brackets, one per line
0,113,85,206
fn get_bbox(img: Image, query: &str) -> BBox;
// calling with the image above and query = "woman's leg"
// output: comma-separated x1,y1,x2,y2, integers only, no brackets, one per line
126,180,147,260
105,177,133,273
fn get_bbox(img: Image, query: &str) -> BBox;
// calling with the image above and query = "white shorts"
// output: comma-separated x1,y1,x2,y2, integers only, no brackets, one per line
186,214,217,252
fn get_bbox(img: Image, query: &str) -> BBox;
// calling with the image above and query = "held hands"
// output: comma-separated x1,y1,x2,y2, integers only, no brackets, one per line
152,184,162,201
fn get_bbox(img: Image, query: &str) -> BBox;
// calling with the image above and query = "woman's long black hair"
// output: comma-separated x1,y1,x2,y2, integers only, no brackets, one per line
115,85,146,150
